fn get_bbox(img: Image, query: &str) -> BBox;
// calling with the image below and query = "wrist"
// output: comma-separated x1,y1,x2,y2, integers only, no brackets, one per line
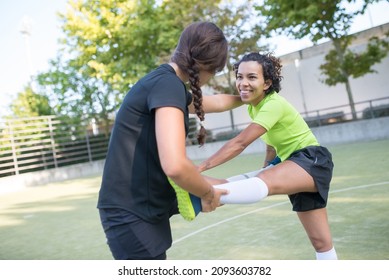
204,161,212,171
201,187,214,202
198,162,207,173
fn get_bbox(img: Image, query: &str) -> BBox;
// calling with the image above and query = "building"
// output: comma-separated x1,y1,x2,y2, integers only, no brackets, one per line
199,23,389,139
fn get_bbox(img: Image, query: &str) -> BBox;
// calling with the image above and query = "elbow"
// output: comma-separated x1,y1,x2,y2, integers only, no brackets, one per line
236,143,248,154
161,160,186,179
234,138,249,152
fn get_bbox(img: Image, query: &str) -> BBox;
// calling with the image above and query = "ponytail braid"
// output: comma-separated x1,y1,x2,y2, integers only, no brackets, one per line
170,22,228,146
187,59,206,146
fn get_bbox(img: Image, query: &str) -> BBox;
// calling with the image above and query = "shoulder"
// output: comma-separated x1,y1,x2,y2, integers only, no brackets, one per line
264,93,293,111
267,92,285,102
145,65,190,109
137,64,185,95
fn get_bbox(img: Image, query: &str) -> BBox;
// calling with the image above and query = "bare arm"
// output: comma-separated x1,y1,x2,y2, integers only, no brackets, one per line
198,123,267,172
263,145,277,168
189,94,243,114
155,107,227,211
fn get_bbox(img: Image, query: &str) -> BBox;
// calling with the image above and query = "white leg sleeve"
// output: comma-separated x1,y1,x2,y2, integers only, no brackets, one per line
216,177,269,204
226,165,274,182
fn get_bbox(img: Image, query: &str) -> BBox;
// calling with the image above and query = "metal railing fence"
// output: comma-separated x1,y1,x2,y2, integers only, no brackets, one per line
193,96,389,142
0,97,388,178
0,116,110,177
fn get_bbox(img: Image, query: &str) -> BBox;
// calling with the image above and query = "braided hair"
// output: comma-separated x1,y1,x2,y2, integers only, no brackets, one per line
171,22,228,146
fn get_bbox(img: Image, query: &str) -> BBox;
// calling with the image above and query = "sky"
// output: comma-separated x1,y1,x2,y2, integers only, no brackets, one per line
1,0,389,118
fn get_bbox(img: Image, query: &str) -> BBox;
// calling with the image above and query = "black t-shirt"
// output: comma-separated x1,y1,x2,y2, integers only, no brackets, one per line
97,64,192,223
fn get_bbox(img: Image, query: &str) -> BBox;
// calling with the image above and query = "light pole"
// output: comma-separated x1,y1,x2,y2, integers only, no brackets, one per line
19,16,34,84
294,58,308,116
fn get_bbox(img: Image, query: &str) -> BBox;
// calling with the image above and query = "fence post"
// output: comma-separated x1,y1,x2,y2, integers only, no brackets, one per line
8,121,19,175
48,116,58,168
315,110,322,127
368,100,375,119
85,129,93,163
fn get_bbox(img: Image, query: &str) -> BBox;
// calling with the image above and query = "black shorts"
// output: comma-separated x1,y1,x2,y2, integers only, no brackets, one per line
286,146,334,212
99,207,176,260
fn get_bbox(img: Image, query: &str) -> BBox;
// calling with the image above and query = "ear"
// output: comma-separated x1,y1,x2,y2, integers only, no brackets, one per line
264,79,272,90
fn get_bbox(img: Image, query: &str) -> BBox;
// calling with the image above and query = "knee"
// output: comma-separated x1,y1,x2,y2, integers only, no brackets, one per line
257,172,271,185
257,172,278,195
309,235,333,252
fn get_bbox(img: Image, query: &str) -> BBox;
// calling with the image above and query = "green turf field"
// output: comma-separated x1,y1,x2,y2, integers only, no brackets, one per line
0,139,388,260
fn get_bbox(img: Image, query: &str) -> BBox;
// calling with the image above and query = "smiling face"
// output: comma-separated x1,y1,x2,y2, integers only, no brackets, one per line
235,61,271,106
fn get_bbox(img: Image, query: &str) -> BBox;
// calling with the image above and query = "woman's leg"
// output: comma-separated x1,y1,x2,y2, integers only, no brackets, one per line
207,160,317,197
297,208,337,259
257,160,317,195
208,160,317,204
261,160,337,258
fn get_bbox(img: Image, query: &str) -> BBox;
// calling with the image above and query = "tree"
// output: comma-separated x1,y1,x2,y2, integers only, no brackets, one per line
211,0,268,129
9,85,54,118
57,0,225,95
36,54,117,137
2,86,55,155
36,0,225,134
36,0,167,135
256,0,389,119
34,0,266,136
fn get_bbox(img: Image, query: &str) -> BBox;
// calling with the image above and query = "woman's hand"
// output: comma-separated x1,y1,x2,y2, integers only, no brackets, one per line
200,187,228,212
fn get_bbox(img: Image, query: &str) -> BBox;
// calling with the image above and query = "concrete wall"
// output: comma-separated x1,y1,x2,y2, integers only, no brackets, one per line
1,116,388,193
201,23,389,132
0,160,105,194
188,116,389,159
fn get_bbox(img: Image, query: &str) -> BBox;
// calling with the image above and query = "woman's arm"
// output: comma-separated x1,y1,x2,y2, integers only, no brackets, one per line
155,106,227,211
197,123,267,172
189,94,243,114
263,145,277,168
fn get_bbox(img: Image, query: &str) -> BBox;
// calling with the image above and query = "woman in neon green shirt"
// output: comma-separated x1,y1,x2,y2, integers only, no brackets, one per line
198,52,337,260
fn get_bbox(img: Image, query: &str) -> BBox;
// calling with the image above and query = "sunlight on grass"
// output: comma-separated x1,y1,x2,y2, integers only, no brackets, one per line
0,205,76,228
0,139,388,260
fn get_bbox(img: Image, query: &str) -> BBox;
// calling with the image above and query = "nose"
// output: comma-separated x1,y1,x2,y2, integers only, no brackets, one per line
238,78,249,87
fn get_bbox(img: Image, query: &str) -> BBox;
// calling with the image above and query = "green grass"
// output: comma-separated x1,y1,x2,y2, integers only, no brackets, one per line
0,139,388,260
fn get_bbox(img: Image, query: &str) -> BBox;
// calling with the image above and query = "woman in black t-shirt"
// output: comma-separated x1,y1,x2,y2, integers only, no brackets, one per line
97,22,242,260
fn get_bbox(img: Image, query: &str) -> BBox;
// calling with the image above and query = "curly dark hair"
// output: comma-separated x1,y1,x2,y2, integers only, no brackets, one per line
171,22,228,146
233,52,283,95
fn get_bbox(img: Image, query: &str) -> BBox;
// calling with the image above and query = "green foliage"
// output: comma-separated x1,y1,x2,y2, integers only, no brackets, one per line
346,35,389,78
255,0,388,119
57,0,224,94
320,34,389,85
9,86,54,118
32,0,264,130
211,0,267,95
1,87,54,155
59,0,160,92
36,54,117,136
257,0,380,42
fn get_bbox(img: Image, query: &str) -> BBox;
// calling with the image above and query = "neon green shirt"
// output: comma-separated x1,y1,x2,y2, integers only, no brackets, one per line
248,92,319,161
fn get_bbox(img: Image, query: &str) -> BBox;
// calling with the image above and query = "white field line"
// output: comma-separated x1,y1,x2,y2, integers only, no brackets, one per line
173,181,389,244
